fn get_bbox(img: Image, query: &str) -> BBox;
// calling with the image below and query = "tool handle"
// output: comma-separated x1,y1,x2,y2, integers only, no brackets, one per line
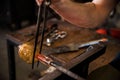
79,38,108,48
50,62,85,80
36,54,85,80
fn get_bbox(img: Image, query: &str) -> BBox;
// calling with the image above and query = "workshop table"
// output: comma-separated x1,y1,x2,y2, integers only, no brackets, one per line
6,21,106,80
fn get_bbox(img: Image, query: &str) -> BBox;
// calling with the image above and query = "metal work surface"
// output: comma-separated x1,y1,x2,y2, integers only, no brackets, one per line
6,21,106,80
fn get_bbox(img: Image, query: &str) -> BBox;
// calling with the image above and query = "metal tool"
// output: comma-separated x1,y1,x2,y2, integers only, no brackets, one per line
78,38,108,48
37,0,52,67
32,0,51,69
42,38,108,55
45,24,58,37
36,54,85,80
32,2,44,69
44,30,67,46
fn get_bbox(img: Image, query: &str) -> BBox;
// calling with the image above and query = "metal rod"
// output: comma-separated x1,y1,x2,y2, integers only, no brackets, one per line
32,2,44,69
50,62,86,80
37,0,51,67
78,38,108,48
36,54,85,80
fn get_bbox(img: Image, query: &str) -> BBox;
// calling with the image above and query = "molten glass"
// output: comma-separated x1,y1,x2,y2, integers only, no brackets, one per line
18,42,39,64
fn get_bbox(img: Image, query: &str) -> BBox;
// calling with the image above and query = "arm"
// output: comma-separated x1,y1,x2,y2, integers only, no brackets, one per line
36,0,119,28
50,0,119,28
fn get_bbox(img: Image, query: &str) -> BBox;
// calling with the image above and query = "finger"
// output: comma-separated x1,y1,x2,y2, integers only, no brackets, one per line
36,0,43,6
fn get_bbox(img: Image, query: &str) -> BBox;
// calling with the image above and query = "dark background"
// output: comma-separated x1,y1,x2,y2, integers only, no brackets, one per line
0,0,36,30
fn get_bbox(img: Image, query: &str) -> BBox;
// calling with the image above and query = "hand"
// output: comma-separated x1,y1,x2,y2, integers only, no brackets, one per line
36,0,43,5
36,0,64,6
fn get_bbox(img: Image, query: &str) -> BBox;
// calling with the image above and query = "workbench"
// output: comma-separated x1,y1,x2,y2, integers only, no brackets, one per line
6,21,107,80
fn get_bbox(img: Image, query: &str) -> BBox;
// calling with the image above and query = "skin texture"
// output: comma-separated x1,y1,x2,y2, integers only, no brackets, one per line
36,0,119,28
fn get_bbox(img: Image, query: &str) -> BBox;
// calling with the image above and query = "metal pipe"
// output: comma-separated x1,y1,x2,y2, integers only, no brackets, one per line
50,62,86,80
37,54,85,80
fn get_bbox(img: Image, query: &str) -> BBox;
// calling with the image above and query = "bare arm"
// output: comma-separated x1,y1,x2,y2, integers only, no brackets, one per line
36,0,119,28
50,0,119,28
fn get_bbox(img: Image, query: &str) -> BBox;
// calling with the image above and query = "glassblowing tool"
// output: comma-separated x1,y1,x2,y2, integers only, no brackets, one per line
36,54,85,80
32,0,51,69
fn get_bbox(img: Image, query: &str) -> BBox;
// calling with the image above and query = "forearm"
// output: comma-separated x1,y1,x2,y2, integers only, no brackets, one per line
50,0,119,28
50,1,97,28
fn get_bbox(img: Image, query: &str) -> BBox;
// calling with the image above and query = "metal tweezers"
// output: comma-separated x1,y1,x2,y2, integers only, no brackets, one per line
32,0,51,69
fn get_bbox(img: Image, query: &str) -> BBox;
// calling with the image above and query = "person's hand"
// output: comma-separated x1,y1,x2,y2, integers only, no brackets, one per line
36,0,43,5
35,0,65,6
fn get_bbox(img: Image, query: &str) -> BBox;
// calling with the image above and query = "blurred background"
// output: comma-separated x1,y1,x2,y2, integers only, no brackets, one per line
0,0,120,80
